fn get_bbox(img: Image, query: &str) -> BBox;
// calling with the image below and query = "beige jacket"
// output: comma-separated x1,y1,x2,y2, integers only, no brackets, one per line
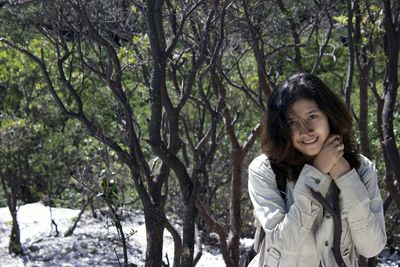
248,154,386,267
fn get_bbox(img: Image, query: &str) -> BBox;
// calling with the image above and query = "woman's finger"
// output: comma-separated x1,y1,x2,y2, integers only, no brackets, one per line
324,135,341,146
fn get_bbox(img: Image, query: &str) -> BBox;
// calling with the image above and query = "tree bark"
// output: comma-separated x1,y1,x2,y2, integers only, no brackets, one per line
381,0,400,208
354,1,371,158
344,0,357,108
375,91,400,213
0,168,22,255
228,151,245,267
357,55,371,158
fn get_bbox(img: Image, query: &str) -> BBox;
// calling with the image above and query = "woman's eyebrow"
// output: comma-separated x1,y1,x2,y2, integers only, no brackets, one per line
305,109,320,115
288,109,320,119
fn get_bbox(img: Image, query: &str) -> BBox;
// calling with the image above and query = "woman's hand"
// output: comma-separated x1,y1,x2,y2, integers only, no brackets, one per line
313,134,344,174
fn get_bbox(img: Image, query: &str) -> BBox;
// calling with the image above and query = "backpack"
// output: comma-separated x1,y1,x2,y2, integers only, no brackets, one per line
239,163,287,267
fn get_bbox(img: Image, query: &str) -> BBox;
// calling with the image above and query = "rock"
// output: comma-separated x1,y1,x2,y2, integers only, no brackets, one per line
80,241,88,249
28,245,40,252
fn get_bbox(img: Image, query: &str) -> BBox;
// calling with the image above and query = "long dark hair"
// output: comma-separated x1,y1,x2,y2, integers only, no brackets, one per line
262,72,360,180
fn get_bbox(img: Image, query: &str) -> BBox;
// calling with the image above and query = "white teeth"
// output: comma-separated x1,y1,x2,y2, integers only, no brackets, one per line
303,138,317,144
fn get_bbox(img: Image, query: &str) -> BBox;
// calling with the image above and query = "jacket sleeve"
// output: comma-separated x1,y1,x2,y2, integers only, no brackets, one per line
248,156,332,252
334,155,387,257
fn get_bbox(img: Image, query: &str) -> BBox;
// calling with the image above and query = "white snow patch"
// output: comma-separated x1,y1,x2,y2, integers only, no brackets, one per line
0,202,224,267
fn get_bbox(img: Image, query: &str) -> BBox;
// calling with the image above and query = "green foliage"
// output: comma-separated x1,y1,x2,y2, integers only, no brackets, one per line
101,177,119,206
333,15,348,26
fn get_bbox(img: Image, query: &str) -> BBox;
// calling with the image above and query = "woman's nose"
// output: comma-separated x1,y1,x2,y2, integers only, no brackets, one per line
298,121,313,134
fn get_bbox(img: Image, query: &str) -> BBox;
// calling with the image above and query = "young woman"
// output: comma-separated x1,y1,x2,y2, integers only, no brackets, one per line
248,73,386,267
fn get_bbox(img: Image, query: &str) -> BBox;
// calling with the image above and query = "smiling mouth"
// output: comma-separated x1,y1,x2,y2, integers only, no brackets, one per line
302,137,318,144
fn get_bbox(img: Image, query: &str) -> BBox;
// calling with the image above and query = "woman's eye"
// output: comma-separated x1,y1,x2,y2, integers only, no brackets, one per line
309,114,318,120
288,121,297,128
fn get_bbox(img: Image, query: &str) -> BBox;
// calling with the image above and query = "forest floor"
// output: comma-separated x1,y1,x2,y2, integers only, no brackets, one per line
0,202,398,267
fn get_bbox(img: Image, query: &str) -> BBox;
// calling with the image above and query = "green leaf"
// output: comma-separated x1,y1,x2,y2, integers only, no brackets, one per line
130,5,138,14
333,15,348,26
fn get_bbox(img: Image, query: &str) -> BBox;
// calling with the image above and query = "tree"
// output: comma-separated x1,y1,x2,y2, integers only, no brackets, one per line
0,0,225,266
0,46,44,254
380,0,400,208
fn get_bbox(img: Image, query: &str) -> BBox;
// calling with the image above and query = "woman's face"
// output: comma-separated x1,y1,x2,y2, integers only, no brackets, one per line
287,98,330,158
